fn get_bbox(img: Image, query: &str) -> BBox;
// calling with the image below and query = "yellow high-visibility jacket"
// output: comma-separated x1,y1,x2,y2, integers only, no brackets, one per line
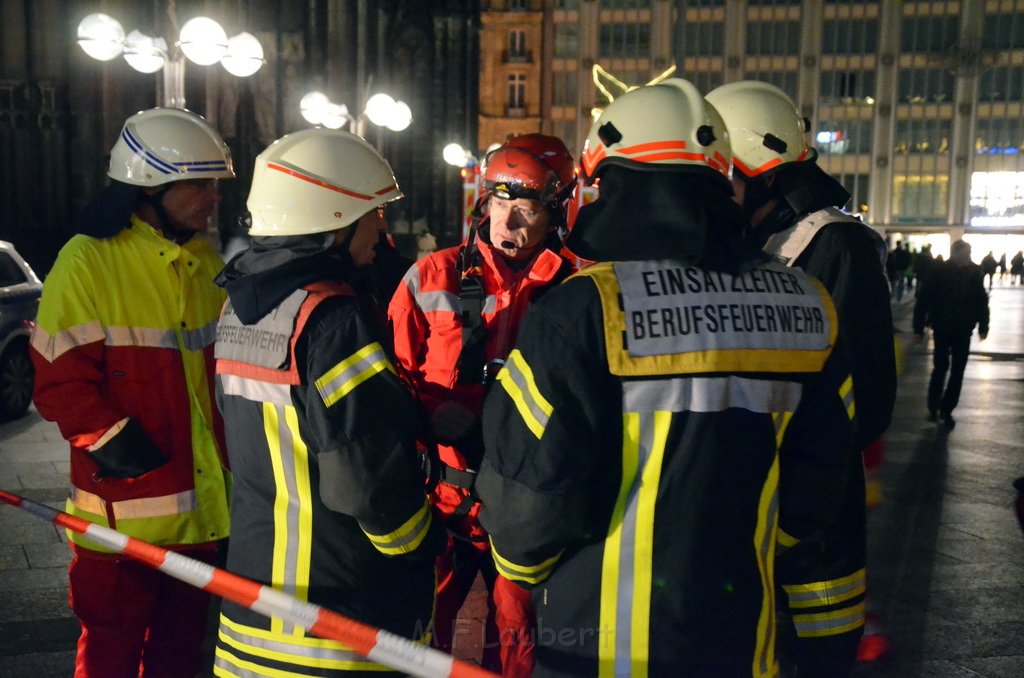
30,215,230,551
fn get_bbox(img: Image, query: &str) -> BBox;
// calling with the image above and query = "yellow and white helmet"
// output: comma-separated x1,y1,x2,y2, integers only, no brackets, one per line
108,108,234,187
247,128,403,236
579,77,731,185
705,81,812,179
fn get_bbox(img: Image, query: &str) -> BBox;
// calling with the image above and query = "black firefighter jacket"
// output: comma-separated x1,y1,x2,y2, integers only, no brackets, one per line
211,242,438,677
758,203,895,675
476,257,855,677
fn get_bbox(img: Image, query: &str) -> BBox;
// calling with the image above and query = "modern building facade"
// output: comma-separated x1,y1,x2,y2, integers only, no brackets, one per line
478,0,1024,242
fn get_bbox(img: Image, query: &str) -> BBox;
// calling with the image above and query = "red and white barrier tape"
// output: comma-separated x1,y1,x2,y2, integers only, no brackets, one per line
0,488,497,678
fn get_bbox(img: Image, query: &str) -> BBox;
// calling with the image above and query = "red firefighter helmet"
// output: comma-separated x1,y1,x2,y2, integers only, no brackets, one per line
482,134,577,207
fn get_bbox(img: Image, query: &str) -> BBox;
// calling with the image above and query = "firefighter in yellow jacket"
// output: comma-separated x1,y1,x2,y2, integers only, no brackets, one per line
212,128,441,677
30,108,235,677
475,79,856,676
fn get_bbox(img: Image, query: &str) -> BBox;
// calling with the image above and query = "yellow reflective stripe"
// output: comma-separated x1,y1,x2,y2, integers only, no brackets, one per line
315,342,396,408
216,614,388,672
777,529,799,550
752,451,781,678
628,410,670,676
783,568,867,609
839,374,855,421
214,646,392,676
490,539,563,585
598,412,639,678
792,601,866,638
30,322,105,363
496,349,553,439
286,406,314,638
362,500,433,555
220,614,361,650
266,403,290,636
69,486,197,521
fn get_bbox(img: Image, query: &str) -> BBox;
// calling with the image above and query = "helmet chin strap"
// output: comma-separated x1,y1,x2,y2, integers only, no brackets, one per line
738,173,775,227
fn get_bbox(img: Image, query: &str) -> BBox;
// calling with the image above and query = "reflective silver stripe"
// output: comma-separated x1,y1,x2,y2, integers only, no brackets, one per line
623,376,803,414
404,264,497,315
218,619,366,663
105,326,179,349
32,321,214,361
30,322,105,362
69,487,105,515
416,290,460,314
70,486,197,520
499,351,552,436
401,265,460,313
491,546,563,584
315,343,393,407
792,601,866,638
784,568,867,608
268,402,301,636
219,374,292,406
363,502,432,555
614,412,655,676
183,318,219,351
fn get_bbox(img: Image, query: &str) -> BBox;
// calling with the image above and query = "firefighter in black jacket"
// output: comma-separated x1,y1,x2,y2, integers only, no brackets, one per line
212,129,440,677
475,78,855,677
708,81,897,677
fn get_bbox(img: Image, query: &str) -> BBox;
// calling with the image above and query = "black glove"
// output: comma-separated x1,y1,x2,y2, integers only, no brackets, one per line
90,418,167,479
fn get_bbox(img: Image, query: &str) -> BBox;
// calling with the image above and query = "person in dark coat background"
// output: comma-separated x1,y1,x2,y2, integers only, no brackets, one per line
913,239,989,429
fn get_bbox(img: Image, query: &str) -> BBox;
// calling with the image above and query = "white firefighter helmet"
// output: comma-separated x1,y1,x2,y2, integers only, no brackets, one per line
705,80,812,179
247,128,403,236
108,107,235,187
579,77,731,185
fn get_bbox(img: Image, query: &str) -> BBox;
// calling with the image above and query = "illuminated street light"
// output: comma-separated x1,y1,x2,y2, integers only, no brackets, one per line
76,12,264,108
443,142,475,168
300,90,412,137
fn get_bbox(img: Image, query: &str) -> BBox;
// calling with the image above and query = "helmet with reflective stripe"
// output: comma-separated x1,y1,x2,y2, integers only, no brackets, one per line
482,134,576,206
247,128,403,236
705,80,812,179
579,78,731,185
108,108,235,187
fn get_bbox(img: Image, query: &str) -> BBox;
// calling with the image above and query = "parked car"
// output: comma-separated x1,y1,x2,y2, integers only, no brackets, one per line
0,241,42,420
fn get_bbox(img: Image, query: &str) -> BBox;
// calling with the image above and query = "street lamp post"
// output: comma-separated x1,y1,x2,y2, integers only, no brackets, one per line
77,12,264,109
299,90,412,137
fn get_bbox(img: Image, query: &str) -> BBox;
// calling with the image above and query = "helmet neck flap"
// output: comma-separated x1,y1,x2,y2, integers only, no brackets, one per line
567,165,758,274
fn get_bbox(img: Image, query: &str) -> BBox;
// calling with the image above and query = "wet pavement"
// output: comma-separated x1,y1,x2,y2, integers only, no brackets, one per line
2,285,1022,677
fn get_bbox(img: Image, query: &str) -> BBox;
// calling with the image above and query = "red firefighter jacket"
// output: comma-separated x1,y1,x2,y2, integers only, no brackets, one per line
388,239,574,472
388,238,573,541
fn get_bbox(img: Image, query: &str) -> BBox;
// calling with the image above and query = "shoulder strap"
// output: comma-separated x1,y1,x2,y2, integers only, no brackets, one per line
456,202,490,386
763,207,862,267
